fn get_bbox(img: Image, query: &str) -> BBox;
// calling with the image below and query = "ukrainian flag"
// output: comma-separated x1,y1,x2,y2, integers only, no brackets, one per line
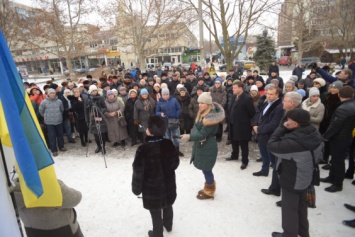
0,31,62,207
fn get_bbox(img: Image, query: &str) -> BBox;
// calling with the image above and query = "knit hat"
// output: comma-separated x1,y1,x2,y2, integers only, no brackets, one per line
286,108,310,126
49,83,58,90
313,78,326,87
140,88,148,95
147,116,166,137
309,87,320,97
88,85,98,94
285,80,295,87
129,89,137,95
48,88,56,94
162,88,170,95
289,75,298,82
107,90,114,96
215,77,223,84
112,89,118,94
161,83,168,89
64,89,71,94
330,80,343,89
297,89,306,98
154,83,161,88
250,85,258,91
198,92,212,104
78,83,84,87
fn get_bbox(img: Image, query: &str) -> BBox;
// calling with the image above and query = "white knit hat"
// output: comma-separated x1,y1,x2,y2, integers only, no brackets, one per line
88,85,98,94
198,92,213,104
250,85,258,91
309,87,320,97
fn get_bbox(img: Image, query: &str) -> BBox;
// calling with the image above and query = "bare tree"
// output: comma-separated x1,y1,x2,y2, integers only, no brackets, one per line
102,0,197,68
26,0,97,73
0,0,22,48
186,0,278,70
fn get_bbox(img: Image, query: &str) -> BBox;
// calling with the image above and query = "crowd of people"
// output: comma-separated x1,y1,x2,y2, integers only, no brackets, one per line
21,59,355,237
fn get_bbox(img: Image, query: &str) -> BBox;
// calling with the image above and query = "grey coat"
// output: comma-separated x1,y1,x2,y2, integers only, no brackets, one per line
105,97,128,142
14,179,82,237
210,85,227,107
39,97,64,125
133,96,156,132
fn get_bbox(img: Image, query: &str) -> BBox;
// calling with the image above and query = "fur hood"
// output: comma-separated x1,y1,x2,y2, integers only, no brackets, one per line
203,102,225,127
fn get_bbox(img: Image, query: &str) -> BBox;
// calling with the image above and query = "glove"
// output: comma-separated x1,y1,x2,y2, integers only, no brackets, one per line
134,119,140,125
310,62,319,70
180,134,190,142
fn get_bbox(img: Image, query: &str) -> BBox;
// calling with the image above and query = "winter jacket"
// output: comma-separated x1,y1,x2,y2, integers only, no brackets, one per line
268,125,323,192
301,98,325,129
155,96,181,125
124,97,139,138
14,179,83,237
319,93,340,134
323,99,355,142
132,137,179,210
253,98,284,145
268,65,279,77
229,91,256,141
188,95,199,120
39,97,64,125
177,94,194,131
266,76,284,90
210,85,227,107
204,76,214,87
191,83,209,97
134,96,156,132
105,96,128,142
85,95,107,134
57,92,70,119
190,103,225,170
250,66,260,75
292,66,305,81
29,87,46,105
68,96,86,122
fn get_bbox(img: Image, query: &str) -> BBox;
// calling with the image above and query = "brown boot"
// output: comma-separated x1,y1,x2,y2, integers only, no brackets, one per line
197,181,216,200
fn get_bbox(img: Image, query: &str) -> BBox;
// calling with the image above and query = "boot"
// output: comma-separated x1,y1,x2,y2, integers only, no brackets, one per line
197,181,216,200
131,138,137,146
121,140,126,147
81,140,87,147
95,147,102,153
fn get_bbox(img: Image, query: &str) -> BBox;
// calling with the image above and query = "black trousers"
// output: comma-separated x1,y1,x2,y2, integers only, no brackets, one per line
231,140,249,164
215,123,223,139
329,139,351,187
269,156,281,192
149,206,173,237
94,132,107,149
282,189,309,237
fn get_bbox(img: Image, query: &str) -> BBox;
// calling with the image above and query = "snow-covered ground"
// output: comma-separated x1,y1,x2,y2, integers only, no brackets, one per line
55,138,355,237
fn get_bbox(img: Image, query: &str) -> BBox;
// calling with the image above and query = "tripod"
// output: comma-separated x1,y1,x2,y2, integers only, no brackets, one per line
87,97,108,168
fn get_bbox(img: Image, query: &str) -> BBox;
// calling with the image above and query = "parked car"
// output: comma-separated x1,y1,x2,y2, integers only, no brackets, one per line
300,57,320,68
162,62,172,69
74,68,88,74
279,56,292,66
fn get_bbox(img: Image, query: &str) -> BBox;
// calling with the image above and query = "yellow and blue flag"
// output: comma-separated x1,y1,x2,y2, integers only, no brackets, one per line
0,31,62,207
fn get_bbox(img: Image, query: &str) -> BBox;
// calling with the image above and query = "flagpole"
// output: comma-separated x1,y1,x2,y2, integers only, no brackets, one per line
0,139,24,237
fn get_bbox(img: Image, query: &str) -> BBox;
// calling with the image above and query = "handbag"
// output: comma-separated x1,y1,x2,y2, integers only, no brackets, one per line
306,185,316,208
168,118,180,130
311,150,320,186
117,110,127,127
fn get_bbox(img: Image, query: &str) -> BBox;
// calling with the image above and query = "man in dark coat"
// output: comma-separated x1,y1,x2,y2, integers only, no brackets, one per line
266,70,284,90
268,61,279,77
268,108,323,237
261,92,303,197
226,81,256,169
252,85,284,176
292,63,305,81
321,86,355,192
132,116,180,237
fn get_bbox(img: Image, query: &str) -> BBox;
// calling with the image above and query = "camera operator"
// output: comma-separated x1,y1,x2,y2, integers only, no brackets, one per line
85,85,108,154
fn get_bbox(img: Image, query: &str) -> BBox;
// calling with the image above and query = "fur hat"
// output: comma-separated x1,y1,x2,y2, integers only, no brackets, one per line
309,87,320,97
198,92,212,104
161,83,168,89
330,80,343,89
88,85,98,94
140,88,148,95
162,88,170,95
196,86,205,92
107,90,114,96
49,83,58,90
48,88,56,94
313,78,326,87
250,85,258,91
129,89,137,95
286,108,310,126
147,116,166,137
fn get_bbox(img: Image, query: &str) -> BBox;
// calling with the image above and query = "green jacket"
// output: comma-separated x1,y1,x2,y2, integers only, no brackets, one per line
190,102,225,170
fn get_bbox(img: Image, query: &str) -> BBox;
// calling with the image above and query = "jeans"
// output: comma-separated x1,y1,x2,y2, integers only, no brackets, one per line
202,170,214,184
46,124,64,152
149,206,173,237
259,143,275,175
165,127,180,148
63,117,72,141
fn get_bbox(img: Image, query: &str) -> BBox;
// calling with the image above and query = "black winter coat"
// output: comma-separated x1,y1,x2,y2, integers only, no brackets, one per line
323,99,355,143
68,96,85,122
124,97,139,138
85,95,107,134
177,94,193,131
132,137,179,210
229,92,256,141
252,98,284,145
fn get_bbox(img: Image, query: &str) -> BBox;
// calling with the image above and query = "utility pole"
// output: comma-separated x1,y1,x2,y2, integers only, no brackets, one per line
198,0,204,66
